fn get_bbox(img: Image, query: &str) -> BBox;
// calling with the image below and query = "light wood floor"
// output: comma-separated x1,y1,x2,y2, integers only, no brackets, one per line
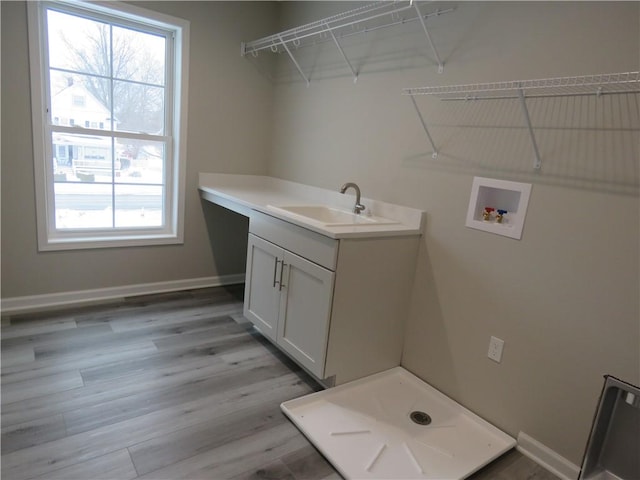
1,285,559,480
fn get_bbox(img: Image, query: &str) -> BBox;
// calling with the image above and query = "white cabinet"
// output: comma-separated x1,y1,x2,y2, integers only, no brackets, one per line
244,234,281,342
244,210,420,386
244,233,334,377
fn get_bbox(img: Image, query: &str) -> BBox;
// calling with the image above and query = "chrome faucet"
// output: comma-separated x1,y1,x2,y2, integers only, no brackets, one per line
340,182,366,214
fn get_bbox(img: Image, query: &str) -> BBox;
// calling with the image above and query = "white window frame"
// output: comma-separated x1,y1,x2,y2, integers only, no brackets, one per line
27,0,189,251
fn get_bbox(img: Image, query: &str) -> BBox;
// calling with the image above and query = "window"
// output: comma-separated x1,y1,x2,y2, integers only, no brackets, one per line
28,1,189,250
72,95,85,107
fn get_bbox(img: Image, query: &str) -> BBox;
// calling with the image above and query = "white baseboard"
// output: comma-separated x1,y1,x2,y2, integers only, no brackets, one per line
517,431,581,480
1,274,245,315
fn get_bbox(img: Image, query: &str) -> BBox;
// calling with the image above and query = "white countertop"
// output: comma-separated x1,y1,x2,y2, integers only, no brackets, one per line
198,173,425,239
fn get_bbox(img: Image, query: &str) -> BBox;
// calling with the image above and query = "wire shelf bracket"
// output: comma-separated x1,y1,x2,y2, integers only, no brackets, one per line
324,21,358,84
403,72,640,170
413,3,444,74
409,96,438,159
241,1,454,85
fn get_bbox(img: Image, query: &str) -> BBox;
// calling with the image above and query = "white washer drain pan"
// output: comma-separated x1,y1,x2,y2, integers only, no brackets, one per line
281,367,515,479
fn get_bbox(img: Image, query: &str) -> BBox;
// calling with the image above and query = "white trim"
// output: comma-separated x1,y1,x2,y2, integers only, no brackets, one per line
517,431,581,480
0,275,245,315
27,1,190,251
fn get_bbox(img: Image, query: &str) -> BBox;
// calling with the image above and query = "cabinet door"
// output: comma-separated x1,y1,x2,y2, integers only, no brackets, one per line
244,234,282,342
277,250,335,378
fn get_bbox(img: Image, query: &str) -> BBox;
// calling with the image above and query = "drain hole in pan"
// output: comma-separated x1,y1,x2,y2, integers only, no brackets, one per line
410,410,432,425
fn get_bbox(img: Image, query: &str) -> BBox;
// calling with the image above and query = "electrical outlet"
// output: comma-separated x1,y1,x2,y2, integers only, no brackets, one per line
488,336,505,363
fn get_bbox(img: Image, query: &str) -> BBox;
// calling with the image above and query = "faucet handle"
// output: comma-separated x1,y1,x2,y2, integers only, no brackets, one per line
354,203,366,214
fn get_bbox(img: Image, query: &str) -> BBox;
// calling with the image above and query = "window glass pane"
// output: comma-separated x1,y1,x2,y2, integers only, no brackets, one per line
116,140,165,184
54,183,113,229
50,71,112,131
47,10,110,77
112,26,165,86
113,80,165,134
52,133,115,182
114,185,163,228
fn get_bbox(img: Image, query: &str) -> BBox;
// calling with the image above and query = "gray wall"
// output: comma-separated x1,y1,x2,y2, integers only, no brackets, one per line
269,1,639,465
1,1,277,298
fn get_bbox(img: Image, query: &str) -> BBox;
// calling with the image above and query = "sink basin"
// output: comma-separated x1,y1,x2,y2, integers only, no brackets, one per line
268,205,399,226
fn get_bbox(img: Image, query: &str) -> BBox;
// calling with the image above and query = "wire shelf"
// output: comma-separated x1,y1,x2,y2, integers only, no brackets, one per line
403,72,640,99
241,1,454,84
243,1,452,56
403,72,640,168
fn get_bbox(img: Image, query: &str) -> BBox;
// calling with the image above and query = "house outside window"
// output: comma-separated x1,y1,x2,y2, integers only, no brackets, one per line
28,0,189,250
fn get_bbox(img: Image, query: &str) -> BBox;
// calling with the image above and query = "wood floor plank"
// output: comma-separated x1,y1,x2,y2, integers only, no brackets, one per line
1,414,67,454
32,315,238,362
1,323,114,351
1,340,271,428
74,297,239,328
72,286,243,327
150,319,247,350
1,340,158,386
32,449,138,480
137,422,306,480
468,448,560,480
129,400,290,475
0,345,35,368
65,357,299,435
0,373,310,480
1,318,77,339
279,444,337,480
1,352,225,428
3,309,81,326
79,327,255,384
1,371,84,404
109,303,243,332
231,459,296,480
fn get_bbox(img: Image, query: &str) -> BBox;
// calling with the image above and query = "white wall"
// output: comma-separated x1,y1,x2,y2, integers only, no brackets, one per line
269,1,639,465
1,1,277,299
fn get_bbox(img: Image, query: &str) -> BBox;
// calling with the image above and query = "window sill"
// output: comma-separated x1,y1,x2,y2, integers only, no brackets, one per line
39,232,184,251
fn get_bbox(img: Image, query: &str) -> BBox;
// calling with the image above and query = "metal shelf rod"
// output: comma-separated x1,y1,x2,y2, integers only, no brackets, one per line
517,88,542,170
409,96,438,158
324,21,358,83
277,34,310,87
414,3,443,73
